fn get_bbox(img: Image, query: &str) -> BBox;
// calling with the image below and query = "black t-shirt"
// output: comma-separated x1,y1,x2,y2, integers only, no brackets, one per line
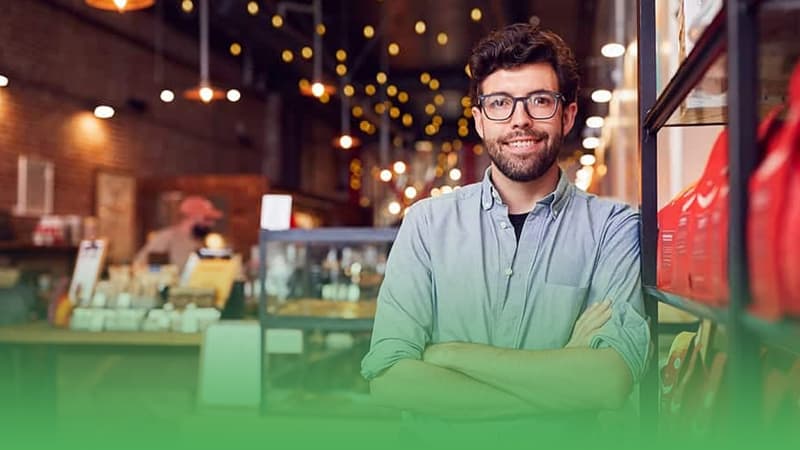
508,212,529,242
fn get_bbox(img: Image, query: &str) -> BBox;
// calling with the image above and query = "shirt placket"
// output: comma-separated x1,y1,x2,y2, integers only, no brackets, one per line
502,207,544,348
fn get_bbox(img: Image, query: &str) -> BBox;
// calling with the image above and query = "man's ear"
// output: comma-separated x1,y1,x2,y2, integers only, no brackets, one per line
472,106,484,139
561,102,578,136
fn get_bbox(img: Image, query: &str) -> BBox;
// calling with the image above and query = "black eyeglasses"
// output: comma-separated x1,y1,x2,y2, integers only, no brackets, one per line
478,90,565,121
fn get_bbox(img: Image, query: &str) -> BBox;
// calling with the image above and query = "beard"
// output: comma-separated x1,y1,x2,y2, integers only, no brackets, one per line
485,127,562,182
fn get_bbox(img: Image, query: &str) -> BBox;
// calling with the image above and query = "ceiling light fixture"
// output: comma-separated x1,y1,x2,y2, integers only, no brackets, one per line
0,75,8,87
586,116,605,128
601,42,626,58
591,89,613,103
580,154,597,166
226,89,241,102
85,0,154,13
582,137,601,149
184,0,225,103
94,105,115,119
159,89,175,103
415,20,426,34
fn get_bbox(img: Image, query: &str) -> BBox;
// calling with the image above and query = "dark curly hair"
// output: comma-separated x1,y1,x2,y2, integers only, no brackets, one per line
468,23,579,108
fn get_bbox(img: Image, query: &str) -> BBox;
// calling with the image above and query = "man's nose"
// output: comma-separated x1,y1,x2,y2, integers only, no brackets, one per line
510,100,534,128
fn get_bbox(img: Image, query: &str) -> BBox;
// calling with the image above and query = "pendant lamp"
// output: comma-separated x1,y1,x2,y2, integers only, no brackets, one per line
184,0,224,103
85,0,155,13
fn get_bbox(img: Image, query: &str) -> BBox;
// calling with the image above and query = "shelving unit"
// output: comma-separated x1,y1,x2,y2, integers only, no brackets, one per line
257,227,398,414
638,0,800,433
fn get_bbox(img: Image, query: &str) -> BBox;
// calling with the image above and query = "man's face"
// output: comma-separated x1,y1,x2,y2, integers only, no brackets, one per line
472,62,577,182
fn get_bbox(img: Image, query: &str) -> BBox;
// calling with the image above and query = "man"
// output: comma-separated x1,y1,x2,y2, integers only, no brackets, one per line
134,195,222,271
361,24,649,426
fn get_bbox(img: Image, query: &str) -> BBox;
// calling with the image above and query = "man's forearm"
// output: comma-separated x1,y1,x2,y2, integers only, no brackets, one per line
369,358,541,419
426,343,633,411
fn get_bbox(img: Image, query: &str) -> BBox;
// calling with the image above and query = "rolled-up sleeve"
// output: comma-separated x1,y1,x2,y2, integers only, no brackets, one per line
361,202,435,380
588,208,650,382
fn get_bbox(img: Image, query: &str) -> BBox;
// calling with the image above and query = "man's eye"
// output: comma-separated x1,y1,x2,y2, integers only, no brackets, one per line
490,97,512,108
531,96,553,106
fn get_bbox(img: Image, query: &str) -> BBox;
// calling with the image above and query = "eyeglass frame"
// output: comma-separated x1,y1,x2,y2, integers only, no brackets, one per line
477,90,567,121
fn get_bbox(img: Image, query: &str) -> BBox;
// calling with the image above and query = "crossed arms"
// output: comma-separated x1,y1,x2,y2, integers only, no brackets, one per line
369,301,634,420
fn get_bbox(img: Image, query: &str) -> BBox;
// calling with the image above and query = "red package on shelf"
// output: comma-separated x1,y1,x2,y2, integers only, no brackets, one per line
688,131,730,305
657,183,697,298
777,64,800,317
750,62,800,320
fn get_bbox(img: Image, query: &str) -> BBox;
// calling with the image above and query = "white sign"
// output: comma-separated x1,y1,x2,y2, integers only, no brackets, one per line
260,194,292,230
68,239,107,306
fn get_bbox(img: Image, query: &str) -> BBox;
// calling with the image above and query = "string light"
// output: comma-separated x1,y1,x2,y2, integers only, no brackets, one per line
470,8,482,21
363,25,375,38
246,1,259,15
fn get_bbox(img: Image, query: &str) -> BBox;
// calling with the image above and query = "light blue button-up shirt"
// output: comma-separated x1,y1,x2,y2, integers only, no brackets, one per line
361,167,649,383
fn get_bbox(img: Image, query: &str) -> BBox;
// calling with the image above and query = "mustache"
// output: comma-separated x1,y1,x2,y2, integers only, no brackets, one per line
499,129,549,142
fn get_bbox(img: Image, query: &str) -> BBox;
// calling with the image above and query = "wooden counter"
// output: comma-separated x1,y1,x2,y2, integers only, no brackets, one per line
0,321,203,347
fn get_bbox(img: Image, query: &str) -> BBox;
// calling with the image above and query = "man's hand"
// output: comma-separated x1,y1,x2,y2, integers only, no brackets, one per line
565,300,612,348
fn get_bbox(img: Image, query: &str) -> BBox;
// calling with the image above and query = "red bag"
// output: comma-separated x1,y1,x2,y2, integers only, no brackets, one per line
749,62,800,319
688,131,729,305
657,183,698,297
777,63,800,317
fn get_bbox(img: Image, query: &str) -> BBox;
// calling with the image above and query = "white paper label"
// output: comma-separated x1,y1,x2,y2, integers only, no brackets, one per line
260,194,292,230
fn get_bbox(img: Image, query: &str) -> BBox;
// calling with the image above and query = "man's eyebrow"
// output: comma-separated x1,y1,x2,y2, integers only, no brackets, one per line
481,89,555,97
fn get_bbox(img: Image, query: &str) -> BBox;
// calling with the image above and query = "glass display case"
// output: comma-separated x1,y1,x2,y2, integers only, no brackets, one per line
257,227,398,415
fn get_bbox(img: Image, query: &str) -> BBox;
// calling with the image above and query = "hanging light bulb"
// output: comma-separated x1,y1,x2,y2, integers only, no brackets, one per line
311,82,325,98
388,201,402,215
393,161,407,174
184,0,225,103
379,170,393,182
339,135,353,149
199,86,214,103
85,0,154,12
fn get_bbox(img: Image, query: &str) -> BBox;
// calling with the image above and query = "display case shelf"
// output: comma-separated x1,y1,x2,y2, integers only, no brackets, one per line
647,2,800,129
264,314,374,332
644,286,729,324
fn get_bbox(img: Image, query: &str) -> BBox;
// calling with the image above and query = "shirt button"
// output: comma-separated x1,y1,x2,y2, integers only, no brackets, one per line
505,268,513,276
500,222,508,229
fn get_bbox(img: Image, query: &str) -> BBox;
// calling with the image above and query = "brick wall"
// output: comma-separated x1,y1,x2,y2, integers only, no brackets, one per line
0,0,269,219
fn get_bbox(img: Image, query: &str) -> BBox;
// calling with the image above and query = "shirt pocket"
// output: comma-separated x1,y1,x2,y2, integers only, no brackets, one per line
523,283,588,349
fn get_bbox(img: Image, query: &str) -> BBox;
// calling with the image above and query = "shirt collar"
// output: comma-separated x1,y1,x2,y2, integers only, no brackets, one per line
480,166,572,218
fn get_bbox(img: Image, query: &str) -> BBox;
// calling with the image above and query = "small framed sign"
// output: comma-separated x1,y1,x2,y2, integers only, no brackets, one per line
68,239,108,306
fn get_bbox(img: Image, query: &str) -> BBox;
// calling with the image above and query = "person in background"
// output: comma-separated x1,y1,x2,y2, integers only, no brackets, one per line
134,195,222,271
361,23,649,434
